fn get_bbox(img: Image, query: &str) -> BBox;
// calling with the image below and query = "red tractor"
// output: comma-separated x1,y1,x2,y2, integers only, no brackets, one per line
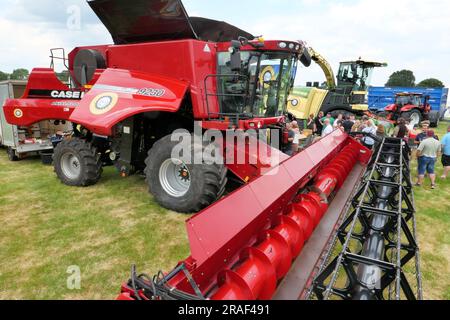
3,0,312,213
383,92,432,127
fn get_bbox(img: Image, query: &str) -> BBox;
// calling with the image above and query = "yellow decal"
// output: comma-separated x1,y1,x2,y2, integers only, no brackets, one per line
259,66,276,88
90,93,119,115
14,109,23,118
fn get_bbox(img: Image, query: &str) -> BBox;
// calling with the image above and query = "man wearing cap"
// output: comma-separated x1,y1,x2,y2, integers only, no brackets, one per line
416,130,442,189
415,121,439,146
441,126,450,179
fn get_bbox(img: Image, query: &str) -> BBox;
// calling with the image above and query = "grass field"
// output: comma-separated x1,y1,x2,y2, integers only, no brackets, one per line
0,124,449,300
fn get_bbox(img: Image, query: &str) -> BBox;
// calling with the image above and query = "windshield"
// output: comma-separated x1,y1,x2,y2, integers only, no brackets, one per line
396,95,420,106
337,63,374,91
217,51,297,118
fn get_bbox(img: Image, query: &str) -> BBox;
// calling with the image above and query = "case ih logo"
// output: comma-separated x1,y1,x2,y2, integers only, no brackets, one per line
50,90,85,99
28,89,85,100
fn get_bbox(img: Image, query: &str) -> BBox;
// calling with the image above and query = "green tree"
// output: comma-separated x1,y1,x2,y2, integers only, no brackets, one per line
385,70,416,87
0,71,8,81
10,68,29,80
417,78,445,88
56,70,70,83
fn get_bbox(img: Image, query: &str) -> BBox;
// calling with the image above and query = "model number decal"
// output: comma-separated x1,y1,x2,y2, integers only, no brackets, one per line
137,88,166,97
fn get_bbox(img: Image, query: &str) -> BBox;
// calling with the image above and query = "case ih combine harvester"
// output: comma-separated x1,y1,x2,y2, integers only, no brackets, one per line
3,0,422,300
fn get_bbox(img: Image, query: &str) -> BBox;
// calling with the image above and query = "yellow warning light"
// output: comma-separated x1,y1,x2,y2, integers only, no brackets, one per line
258,37,265,43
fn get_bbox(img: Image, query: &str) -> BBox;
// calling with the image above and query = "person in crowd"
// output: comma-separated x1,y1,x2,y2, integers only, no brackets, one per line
291,121,301,154
322,118,334,137
284,122,296,156
314,111,324,136
416,130,442,189
377,115,394,136
307,114,315,131
376,124,386,139
321,113,335,127
334,113,344,128
415,121,439,146
393,118,409,141
361,119,377,149
342,115,355,134
441,125,450,179
351,120,362,133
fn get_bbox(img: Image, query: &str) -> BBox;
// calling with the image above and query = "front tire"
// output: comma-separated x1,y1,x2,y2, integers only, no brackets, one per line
145,135,227,213
53,138,103,187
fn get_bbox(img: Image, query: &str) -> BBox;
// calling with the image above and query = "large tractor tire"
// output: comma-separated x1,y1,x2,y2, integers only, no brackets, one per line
429,111,440,128
401,110,422,127
145,134,228,213
7,147,19,162
53,138,103,187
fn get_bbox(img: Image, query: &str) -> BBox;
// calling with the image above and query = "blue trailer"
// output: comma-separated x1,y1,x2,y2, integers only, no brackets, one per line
368,86,448,125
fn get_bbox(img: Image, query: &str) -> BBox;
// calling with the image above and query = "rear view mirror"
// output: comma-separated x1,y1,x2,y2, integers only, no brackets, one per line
230,40,242,72
299,49,312,67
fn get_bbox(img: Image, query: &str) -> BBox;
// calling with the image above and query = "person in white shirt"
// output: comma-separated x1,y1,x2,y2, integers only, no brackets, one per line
361,119,377,149
322,119,334,137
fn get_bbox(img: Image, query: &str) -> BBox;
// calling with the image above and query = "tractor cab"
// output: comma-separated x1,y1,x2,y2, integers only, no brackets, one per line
336,59,387,107
337,60,387,92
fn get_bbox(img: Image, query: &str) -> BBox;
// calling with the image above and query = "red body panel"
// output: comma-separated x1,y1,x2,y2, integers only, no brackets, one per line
3,68,80,125
69,68,189,136
4,38,303,135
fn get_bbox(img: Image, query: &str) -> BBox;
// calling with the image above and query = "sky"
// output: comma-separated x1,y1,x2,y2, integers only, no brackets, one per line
0,0,449,88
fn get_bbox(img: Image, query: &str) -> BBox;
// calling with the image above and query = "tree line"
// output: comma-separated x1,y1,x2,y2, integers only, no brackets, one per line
0,69,70,82
385,70,445,88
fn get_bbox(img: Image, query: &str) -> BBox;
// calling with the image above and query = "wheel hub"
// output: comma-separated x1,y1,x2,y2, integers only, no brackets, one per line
61,152,82,180
410,113,421,127
159,159,191,198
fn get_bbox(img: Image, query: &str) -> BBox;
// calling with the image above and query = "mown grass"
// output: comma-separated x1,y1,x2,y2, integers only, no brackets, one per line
0,155,191,300
0,123,449,300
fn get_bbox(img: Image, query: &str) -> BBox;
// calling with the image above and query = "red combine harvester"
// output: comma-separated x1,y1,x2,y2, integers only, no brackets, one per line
4,0,313,213
383,92,432,127
3,0,422,300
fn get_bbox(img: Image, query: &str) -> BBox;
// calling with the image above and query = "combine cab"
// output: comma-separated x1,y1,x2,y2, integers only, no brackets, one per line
383,93,432,127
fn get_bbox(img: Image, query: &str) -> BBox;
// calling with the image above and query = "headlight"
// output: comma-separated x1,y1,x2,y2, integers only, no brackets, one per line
96,96,113,110
289,43,295,50
278,42,287,49
263,71,273,82
291,99,299,107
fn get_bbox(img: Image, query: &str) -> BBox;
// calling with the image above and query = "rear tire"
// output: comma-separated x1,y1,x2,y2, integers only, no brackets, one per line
7,147,18,162
145,134,227,213
53,138,103,187
400,110,422,127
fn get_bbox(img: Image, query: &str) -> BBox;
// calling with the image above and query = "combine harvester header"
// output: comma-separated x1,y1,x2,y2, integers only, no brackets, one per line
119,130,377,300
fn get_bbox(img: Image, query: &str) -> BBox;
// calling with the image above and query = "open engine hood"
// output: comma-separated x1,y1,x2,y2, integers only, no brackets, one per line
88,0,254,44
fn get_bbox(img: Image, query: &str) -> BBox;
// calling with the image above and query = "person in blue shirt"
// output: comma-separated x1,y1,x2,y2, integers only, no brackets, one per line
441,126,450,179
